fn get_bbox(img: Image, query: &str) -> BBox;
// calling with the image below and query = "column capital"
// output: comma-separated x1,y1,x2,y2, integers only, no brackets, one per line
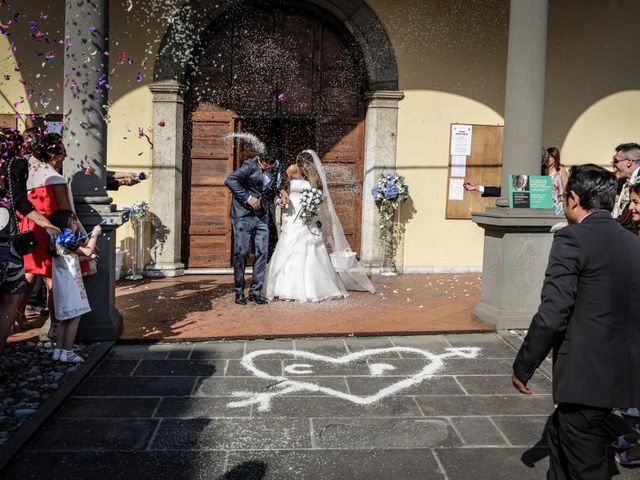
150,80,188,97
365,90,405,108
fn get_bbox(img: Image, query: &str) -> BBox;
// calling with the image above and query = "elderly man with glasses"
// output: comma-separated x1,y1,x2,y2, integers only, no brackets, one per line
612,142,640,231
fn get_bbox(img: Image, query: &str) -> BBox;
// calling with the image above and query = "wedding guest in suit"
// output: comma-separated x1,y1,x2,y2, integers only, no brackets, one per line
224,153,276,305
512,164,640,479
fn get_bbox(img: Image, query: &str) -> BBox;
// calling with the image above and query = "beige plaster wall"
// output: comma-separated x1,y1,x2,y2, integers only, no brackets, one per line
367,0,509,268
545,0,640,168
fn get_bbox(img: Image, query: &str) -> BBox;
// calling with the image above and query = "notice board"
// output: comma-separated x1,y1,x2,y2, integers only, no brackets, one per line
445,124,503,219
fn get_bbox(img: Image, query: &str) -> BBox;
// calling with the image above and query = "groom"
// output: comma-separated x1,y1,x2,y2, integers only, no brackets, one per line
224,153,277,305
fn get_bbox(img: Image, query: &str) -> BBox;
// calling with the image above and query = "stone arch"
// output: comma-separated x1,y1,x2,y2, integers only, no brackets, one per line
147,0,403,277
153,0,397,91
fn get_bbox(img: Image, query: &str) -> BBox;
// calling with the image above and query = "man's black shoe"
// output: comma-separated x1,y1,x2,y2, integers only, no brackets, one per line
248,294,268,305
235,295,248,305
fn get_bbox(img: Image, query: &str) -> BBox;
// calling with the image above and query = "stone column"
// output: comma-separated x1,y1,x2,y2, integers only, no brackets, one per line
360,91,404,271
497,0,549,205
472,0,551,329
145,80,187,278
63,0,125,340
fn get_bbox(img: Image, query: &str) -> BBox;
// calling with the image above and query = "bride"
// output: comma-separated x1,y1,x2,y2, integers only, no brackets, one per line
263,150,375,302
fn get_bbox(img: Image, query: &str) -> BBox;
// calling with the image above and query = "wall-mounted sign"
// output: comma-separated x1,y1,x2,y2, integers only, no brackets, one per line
509,175,553,208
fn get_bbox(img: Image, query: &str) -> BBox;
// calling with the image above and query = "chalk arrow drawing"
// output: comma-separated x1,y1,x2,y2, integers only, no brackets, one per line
227,347,480,412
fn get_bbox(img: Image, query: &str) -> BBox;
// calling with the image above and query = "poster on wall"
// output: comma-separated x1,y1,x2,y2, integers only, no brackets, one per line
509,175,553,209
450,125,472,156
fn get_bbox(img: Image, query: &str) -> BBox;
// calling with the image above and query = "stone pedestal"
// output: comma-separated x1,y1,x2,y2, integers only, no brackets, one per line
76,208,128,341
146,80,187,278
472,208,561,329
360,91,404,271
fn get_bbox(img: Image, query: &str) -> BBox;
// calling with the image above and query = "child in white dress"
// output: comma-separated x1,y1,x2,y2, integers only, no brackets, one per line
49,209,101,363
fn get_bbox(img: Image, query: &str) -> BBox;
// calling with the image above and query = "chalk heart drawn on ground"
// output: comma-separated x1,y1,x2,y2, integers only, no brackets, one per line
227,347,480,412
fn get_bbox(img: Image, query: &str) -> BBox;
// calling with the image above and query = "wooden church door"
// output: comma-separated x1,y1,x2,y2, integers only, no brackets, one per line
185,5,367,268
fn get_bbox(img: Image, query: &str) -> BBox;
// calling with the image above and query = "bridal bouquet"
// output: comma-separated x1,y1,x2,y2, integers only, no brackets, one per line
295,187,324,223
372,173,410,248
129,201,150,225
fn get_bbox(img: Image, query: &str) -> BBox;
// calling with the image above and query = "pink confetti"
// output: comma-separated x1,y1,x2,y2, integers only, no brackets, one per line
158,120,165,127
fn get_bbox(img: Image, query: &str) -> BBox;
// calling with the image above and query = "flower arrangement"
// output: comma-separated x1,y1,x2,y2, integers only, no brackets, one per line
129,201,149,224
371,172,410,248
295,187,324,223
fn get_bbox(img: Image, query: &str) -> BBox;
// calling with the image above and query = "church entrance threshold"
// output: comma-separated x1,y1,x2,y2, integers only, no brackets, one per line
115,274,492,341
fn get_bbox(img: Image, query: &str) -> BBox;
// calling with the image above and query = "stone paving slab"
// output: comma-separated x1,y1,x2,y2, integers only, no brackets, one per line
58,397,160,418
25,418,158,451
4,333,640,479
456,374,552,395
311,417,460,449
151,418,312,450
250,396,424,418
449,416,508,446
155,397,252,418
346,375,465,396
76,376,198,397
132,359,220,376
224,449,444,479
3,451,227,479
415,394,555,416
194,376,351,398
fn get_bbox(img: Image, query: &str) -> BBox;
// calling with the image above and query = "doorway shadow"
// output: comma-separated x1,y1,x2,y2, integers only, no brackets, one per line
116,277,235,338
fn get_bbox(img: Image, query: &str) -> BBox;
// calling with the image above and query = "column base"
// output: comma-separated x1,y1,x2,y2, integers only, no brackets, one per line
472,208,561,329
145,262,185,278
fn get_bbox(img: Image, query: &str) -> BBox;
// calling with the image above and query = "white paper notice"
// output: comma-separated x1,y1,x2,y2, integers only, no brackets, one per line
448,178,465,200
451,155,467,177
451,125,473,156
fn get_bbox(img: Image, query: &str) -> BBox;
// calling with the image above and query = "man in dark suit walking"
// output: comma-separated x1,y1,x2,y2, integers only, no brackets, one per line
512,164,640,479
224,154,277,305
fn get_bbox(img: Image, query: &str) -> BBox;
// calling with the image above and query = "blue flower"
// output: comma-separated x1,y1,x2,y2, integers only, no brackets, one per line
385,184,399,200
56,228,78,249
372,186,381,197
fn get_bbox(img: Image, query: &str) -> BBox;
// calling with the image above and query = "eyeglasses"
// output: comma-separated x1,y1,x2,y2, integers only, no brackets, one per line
612,157,626,165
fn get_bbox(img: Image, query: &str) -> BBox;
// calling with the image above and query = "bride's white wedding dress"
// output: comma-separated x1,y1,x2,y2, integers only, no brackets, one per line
264,178,348,302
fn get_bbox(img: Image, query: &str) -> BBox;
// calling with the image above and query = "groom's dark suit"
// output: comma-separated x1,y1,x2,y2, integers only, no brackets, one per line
514,210,640,478
224,157,274,298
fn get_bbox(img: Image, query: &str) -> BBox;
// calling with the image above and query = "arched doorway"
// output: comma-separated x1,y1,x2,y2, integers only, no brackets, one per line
148,0,401,278
184,3,367,268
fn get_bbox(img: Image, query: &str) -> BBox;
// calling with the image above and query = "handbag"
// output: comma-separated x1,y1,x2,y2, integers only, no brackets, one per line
6,158,37,256
12,230,37,256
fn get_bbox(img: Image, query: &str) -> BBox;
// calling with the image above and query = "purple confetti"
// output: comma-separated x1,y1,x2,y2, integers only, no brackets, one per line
136,72,142,83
